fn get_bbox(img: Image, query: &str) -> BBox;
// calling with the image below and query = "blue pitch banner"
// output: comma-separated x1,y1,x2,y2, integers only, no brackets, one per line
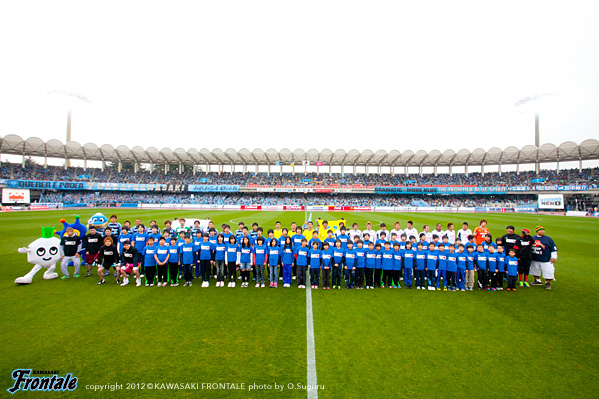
374,186,508,195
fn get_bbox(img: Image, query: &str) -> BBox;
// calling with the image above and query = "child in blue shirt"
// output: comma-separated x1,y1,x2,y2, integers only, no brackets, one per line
475,244,489,290
142,237,157,286
373,243,383,289
308,231,322,250
295,238,309,288
465,245,476,291
456,244,468,291
355,240,366,289
365,242,376,289
239,236,253,287
321,242,332,290
506,249,519,291
118,227,133,255
154,237,170,287
344,241,357,289
337,227,350,249
415,242,427,289
446,245,458,291
281,237,294,288
180,235,195,286
267,238,281,288
167,237,180,286
225,235,239,287
392,243,402,288
308,241,321,289
332,239,345,290
495,244,506,291
425,243,438,290
214,234,227,287
436,244,447,290
254,237,267,288
487,245,498,291
198,234,215,287
402,242,414,288
380,241,394,288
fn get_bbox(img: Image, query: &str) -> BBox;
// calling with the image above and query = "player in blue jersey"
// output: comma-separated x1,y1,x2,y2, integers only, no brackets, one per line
446,245,458,291
281,237,294,288
344,241,357,289
506,249,519,291
295,238,309,289
308,241,322,289
456,244,467,291
355,240,366,289
331,240,345,290
226,235,239,287
402,242,414,288
415,242,427,290
167,237,180,286
154,237,170,287
267,238,281,288
214,234,227,287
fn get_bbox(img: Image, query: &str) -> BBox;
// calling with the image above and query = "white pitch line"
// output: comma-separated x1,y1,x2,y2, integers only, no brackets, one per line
306,283,318,399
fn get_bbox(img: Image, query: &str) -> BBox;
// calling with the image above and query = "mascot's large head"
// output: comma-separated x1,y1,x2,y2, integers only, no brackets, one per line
88,213,108,229
26,227,62,267
56,215,87,237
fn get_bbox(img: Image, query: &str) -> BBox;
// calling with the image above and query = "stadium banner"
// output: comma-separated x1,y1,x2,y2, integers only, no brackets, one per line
30,203,62,209
514,206,537,213
307,205,328,211
2,188,30,204
241,205,262,210
160,204,181,209
283,205,304,210
375,186,508,195
538,193,565,209
62,203,88,208
4,179,188,192
119,203,139,208
373,206,395,212
509,184,589,192
222,205,241,210
566,211,589,217
507,186,530,191
188,184,240,192
458,207,476,212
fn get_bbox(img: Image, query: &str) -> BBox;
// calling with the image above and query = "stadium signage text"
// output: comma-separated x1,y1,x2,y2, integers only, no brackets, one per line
188,185,240,192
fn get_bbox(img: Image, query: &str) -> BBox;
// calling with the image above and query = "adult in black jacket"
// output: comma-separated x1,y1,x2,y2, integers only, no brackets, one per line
60,227,82,278
513,228,534,287
82,226,103,277
96,237,118,285
501,225,520,253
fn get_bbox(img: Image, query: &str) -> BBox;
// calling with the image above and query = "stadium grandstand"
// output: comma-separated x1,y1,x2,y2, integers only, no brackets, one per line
1,134,598,212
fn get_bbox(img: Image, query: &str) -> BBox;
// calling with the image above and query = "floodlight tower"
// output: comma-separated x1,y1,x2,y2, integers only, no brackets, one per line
47,90,91,167
514,93,559,174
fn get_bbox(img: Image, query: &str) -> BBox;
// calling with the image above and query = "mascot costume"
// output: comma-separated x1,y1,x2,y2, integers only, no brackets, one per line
16,227,62,284
56,215,87,238
87,213,108,234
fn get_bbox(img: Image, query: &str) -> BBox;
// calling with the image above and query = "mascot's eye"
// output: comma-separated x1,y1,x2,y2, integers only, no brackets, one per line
36,248,46,256
49,247,58,255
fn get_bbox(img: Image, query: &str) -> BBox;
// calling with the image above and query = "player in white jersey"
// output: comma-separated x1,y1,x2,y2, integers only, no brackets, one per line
445,223,456,244
404,221,419,241
390,221,403,242
348,223,362,241
420,225,433,243
457,222,472,243
362,221,376,242
432,223,445,241
376,223,390,241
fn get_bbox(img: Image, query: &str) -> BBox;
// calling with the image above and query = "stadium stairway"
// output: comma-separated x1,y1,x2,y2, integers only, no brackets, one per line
411,199,430,207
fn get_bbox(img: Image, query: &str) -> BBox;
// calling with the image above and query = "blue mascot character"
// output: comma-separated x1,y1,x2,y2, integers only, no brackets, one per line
56,215,87,238
87,213,108,235
16,227,62,284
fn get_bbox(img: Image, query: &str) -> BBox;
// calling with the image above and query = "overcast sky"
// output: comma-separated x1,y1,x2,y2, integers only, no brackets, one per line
0,0,598,158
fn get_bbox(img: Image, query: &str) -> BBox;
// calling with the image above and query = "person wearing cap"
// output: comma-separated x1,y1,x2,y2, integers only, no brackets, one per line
513,228,535,287
530,226,558,289
501,225,520,253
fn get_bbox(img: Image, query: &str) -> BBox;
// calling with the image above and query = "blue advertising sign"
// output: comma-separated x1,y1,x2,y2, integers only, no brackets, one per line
188,184,240,192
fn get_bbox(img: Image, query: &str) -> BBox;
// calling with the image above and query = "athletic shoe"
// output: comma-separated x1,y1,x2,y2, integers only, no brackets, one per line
114,272,117,277
115,278,121,284
74,274,80,278
84,272,91,277
545,283,552,290
163,282,168,287
512,288,517,291
532,280,543,286
61,275,69,279
261,283,265,288
436,287,440,291
189,282,193,286
519,281,523,287
150,283,154,287
145,283,149,286
103,271,109,276
274,283,277,288
279,277,283,280
417,286,421,290
486,287,490,291
238,276,242,280
136,279,141,286
497,287,503,291
523,282,530,287
492,288,497,291
255,283,260,288
140,274,145,278
292,276,296,280
461,289,465,291
97,279,105,285
506,288,511,291
443,286,447,291
270,282,273,287
121,280,129,286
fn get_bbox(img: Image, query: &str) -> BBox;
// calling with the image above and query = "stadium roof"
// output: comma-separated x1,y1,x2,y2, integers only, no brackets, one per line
1,134,598,168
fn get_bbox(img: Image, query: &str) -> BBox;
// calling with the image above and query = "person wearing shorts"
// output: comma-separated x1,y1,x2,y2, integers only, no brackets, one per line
530,226,558,289
82,226,102,277
118,240,141,286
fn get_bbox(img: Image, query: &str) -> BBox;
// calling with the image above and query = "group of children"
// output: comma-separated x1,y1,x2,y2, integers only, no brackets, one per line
58,216,523,292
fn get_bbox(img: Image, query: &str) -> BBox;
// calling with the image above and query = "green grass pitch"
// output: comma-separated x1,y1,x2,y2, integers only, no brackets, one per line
1,209,598,398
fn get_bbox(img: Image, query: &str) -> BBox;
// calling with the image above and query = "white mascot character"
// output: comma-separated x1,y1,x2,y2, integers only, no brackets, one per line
15,227,62,284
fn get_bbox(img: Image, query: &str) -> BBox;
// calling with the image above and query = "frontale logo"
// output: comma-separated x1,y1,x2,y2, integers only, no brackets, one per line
7,369,78,394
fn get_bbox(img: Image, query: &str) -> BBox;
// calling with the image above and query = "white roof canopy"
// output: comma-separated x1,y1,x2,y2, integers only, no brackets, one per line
1,134,598,167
